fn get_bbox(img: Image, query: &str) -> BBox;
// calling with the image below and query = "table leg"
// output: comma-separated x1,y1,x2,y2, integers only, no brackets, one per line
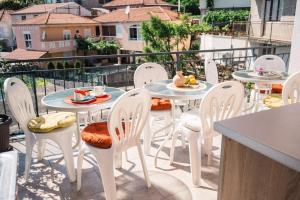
154,100,176,167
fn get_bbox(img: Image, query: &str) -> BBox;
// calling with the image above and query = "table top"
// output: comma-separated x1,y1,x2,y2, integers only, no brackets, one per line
42,87,125,112
232,70,289,83
144,80,213,100
214,103,300,173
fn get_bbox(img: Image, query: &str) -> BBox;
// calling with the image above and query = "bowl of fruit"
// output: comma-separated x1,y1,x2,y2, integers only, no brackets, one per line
167,74,207,92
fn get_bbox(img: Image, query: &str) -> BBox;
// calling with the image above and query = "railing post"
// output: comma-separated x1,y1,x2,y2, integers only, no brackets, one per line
31,71,39,116
176,52,180,72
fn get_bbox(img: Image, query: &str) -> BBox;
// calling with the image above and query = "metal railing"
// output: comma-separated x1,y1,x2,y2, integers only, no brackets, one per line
232,21,294,43
0,45,291,133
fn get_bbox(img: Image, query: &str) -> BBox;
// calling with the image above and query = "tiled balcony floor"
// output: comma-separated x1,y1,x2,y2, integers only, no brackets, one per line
12,120,221,200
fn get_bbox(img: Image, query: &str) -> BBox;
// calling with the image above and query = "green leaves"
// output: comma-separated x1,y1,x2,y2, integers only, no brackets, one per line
203,10,250,26
75,37,120,55
165,0,200,15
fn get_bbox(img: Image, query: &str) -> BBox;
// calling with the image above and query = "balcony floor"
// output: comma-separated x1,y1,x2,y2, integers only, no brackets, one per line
12,120,220,200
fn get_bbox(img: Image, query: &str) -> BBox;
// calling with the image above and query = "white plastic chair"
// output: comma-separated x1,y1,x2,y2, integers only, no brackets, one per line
77,88,151,200
205,58,219,84
4,77,76,182
252,55,286,110
253,55,286,72
282,71,300,105
134,62,172,155
169,81,244,186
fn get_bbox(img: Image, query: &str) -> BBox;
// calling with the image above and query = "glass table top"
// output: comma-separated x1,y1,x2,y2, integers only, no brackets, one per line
144,80,213,100
42,87,125,112
232,70,289,83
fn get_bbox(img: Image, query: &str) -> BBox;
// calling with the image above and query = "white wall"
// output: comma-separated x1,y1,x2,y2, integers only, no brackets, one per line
213,0,250,8
288,0,300,73
200,34,252,66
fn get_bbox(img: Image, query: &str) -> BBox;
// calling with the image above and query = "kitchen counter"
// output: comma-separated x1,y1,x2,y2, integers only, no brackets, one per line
214,103,300,200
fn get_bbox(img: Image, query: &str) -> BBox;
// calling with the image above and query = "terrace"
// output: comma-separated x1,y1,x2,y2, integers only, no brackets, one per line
0,45,298,200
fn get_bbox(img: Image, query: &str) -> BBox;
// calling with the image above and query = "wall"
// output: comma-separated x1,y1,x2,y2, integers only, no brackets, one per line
13,25,41,50
200,34,252,66
288,0,300,73
41,25,96,41
213,0,250,8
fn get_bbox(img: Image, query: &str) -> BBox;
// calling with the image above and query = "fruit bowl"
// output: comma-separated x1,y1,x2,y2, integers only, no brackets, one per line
167,81,207,92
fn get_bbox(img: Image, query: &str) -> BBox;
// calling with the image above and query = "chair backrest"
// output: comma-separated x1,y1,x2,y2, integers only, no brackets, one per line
199,81,244,136
134,62,168,88
4,77,36,132
253,55,286,72
107,88,151,150
205,58,218,84
282,71,300,105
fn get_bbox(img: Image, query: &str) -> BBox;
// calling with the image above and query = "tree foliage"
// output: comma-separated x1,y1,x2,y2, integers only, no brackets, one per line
0,0,44,10
165,0,200,15
203,10,250,26
76,37,120,55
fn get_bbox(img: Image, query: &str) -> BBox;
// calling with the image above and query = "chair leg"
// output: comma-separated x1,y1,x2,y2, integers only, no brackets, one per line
188,133,201,187
37,139,46,161
204,136,213,165
55,133,75,182
93,149,117,200
137,144,151,188
77,144,86,191
115,152,122,169
181,132,186,149
169,130,179,165
25,138,35,181
143,118,152,155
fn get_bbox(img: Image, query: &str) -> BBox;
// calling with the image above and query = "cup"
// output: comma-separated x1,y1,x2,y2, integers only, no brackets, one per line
93,86,105,96
74,92,84,101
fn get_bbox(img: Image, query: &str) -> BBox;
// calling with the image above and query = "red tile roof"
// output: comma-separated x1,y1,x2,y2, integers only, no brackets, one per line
93,6,179,23
3,49,47,60
103,0,175,8
14,13,97,25
11,3,70,15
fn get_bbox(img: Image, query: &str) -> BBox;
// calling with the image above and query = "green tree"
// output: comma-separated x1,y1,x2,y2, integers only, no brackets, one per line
166,0,200,15
47,62,55,70
141,16,194,74
0,0,44,10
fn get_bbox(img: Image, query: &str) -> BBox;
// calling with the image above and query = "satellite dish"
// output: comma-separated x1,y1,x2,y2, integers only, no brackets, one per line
125,6,130,15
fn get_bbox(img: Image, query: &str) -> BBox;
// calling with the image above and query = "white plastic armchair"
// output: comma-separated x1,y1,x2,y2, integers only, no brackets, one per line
4,77,75,182
204,58,219,84
282,71,300,105
77,88,151,200
134,62,172,155
253,55,286,72
169,81,244,186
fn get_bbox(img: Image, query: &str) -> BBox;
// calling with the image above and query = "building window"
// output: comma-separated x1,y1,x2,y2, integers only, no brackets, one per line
63,30,71,40
33,14,39,17
21,15,26,20
102,25,116,36
96,26,101,36
23,32,32,48
129,24,141,40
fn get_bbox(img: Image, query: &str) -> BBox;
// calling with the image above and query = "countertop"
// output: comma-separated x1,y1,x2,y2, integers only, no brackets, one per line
214,103,300,172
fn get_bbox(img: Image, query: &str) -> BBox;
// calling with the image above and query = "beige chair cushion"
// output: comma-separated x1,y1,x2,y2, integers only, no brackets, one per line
263,94,283,108
28,112,76,133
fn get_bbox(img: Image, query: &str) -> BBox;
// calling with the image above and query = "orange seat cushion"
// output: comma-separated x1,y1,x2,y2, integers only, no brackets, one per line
151,98,172,111
81,122,122,149
272,84,283,94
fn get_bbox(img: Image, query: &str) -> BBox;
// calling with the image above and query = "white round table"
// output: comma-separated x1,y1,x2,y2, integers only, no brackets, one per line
144,80,213,167
232,70,289,84
41,87,125,149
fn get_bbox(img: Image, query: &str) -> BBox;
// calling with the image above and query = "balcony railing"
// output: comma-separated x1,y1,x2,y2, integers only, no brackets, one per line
41,40,77,52
232,21,294,43
0,45,290,134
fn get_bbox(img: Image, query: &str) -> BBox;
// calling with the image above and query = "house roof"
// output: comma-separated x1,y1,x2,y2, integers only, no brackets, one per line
3,49,47,60
103,0,175,8
11,3,71,15
93,6,179,23
14,13,97,26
